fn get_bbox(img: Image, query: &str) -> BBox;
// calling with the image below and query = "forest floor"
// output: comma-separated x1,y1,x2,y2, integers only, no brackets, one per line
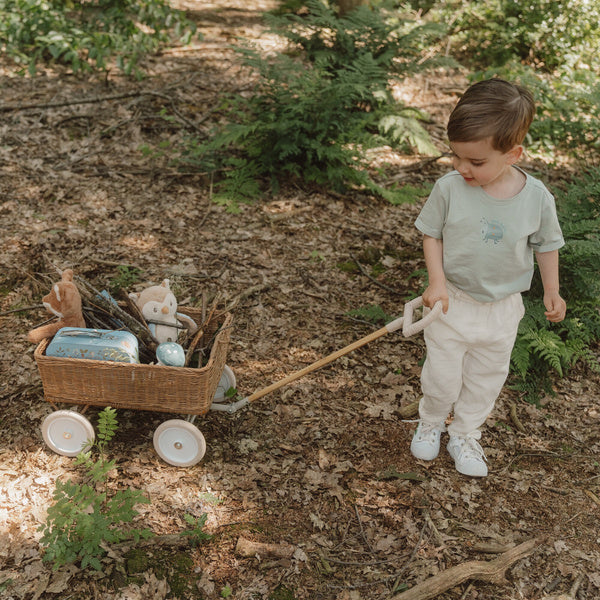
1,1,600,599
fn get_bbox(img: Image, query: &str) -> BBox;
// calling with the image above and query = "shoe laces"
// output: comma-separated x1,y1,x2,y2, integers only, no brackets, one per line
453,433,487,463
412,420,445,442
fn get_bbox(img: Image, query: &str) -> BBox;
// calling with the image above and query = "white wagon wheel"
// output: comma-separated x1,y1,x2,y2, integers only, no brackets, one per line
41,410,95,457
213,364,236,401
153,419,206,467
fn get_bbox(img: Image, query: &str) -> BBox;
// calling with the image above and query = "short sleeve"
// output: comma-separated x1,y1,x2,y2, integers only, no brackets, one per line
528,189,565,252
415,179,448,239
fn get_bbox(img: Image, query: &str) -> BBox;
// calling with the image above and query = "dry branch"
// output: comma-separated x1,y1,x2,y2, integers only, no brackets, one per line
0,90,172,112
184,293,221,366
235,537,296,559
349,252,402,295
75,275,157,348
398,400,420,419
510,402,527,433
224,282,270,313
394,538,541,600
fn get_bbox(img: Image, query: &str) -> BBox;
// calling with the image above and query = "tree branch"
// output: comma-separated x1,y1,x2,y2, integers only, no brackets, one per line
394,538,542,600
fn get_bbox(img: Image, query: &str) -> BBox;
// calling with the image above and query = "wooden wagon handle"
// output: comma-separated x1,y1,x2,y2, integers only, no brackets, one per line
234,296,442,407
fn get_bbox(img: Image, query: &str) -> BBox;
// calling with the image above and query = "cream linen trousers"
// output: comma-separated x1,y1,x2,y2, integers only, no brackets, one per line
419,282,525,436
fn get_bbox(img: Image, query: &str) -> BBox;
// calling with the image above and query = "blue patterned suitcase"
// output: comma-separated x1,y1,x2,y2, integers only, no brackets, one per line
46,327,139,363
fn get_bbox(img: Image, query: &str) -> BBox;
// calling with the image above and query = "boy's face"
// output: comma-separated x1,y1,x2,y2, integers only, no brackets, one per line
450,137,522,191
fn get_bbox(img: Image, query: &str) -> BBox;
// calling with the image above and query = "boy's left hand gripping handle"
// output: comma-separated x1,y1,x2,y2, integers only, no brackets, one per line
385,296,443,336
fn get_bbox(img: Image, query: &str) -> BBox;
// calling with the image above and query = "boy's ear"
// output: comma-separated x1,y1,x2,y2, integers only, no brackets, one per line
506,144,524,164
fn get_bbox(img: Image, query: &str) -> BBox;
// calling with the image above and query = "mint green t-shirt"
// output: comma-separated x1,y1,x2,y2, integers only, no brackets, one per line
415,169,565,302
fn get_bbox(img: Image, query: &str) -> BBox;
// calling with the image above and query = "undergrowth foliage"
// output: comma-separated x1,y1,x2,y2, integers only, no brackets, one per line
38,408,152,571
39,408,213,571
176,0,448,209
0,0,196,76
420,0,600,158
510,170,600,400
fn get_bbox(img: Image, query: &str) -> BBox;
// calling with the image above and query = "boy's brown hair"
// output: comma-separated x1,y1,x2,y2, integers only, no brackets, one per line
447,78,535,153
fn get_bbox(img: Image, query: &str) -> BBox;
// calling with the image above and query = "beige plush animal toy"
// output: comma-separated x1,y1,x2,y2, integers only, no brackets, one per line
129,279,197,344
27,269,86,343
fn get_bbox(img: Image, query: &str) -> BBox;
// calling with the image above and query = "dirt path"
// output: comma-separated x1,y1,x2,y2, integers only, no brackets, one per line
1,2,599,599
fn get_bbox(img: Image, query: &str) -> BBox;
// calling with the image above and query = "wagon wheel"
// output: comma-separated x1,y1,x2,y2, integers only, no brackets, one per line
213,364,236,401
153,419,207,467
41,410,95,457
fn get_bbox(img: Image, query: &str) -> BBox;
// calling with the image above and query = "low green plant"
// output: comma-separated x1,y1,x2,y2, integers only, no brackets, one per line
510,170,600,401
0,0,196,76
383,182,432,205
174,0,448,206
180,513,212,547
346,304,393,325
109,265,142,293
38,408,153,571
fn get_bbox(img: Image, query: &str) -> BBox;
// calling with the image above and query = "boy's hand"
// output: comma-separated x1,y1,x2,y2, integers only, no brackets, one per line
423,282,449,314
543,291,566,322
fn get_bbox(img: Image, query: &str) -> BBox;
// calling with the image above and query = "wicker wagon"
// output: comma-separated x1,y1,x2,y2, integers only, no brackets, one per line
34,309,234,467
34,295,441,468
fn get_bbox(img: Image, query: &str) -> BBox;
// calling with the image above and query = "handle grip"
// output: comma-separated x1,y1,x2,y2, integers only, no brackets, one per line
383,297,443,337
402,297,443,337
60,329,102,338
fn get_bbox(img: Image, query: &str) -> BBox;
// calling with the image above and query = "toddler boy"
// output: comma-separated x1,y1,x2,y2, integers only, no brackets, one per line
411,78,566,477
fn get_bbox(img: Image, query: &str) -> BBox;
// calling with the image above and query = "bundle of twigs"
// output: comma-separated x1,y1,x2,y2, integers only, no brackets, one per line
74,275,158,363
74,274,225,367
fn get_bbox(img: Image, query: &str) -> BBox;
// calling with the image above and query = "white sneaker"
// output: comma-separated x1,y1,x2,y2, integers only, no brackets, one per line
410,420,445,461
447,433,488,477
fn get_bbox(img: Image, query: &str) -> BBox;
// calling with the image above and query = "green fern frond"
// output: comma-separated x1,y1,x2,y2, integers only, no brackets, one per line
378,111,441,156
346,304,391,325
527,329,567,377
511,336,532,380
213,158,262,213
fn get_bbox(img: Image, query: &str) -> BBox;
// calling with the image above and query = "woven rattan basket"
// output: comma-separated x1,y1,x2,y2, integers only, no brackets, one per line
34,309,233,416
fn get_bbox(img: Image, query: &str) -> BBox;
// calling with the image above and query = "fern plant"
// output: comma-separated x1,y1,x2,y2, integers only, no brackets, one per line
175,0,449,206
38,408,152,571
510,169,600,401
346,304,393,325
266,0,446,79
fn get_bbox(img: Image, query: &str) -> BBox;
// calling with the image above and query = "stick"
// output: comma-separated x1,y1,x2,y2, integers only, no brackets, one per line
584,489,600,507
0,304,44,316
349,252,403,295
120,290,150,330
394,538,541,599
224,282,269,313
235,537,295,559
74,275,158,350
509,402,526,433
184,293,221,367
0,90,173,113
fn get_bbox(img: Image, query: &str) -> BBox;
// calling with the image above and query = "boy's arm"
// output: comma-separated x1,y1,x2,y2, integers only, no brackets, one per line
535,249,567,322
422,235,449,313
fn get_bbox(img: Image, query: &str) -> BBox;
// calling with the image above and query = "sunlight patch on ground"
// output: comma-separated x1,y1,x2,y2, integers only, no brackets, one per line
121,234,159,251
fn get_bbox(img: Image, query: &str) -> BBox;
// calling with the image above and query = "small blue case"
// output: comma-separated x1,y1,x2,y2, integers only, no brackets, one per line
46,327,139,364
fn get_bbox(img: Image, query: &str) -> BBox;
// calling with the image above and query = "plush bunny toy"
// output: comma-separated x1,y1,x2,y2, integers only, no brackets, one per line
27,269,86,344
129,279,197,344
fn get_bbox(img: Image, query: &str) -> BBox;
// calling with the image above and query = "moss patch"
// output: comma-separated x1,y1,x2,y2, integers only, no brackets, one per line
270,584,296,600
122,547,204,599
